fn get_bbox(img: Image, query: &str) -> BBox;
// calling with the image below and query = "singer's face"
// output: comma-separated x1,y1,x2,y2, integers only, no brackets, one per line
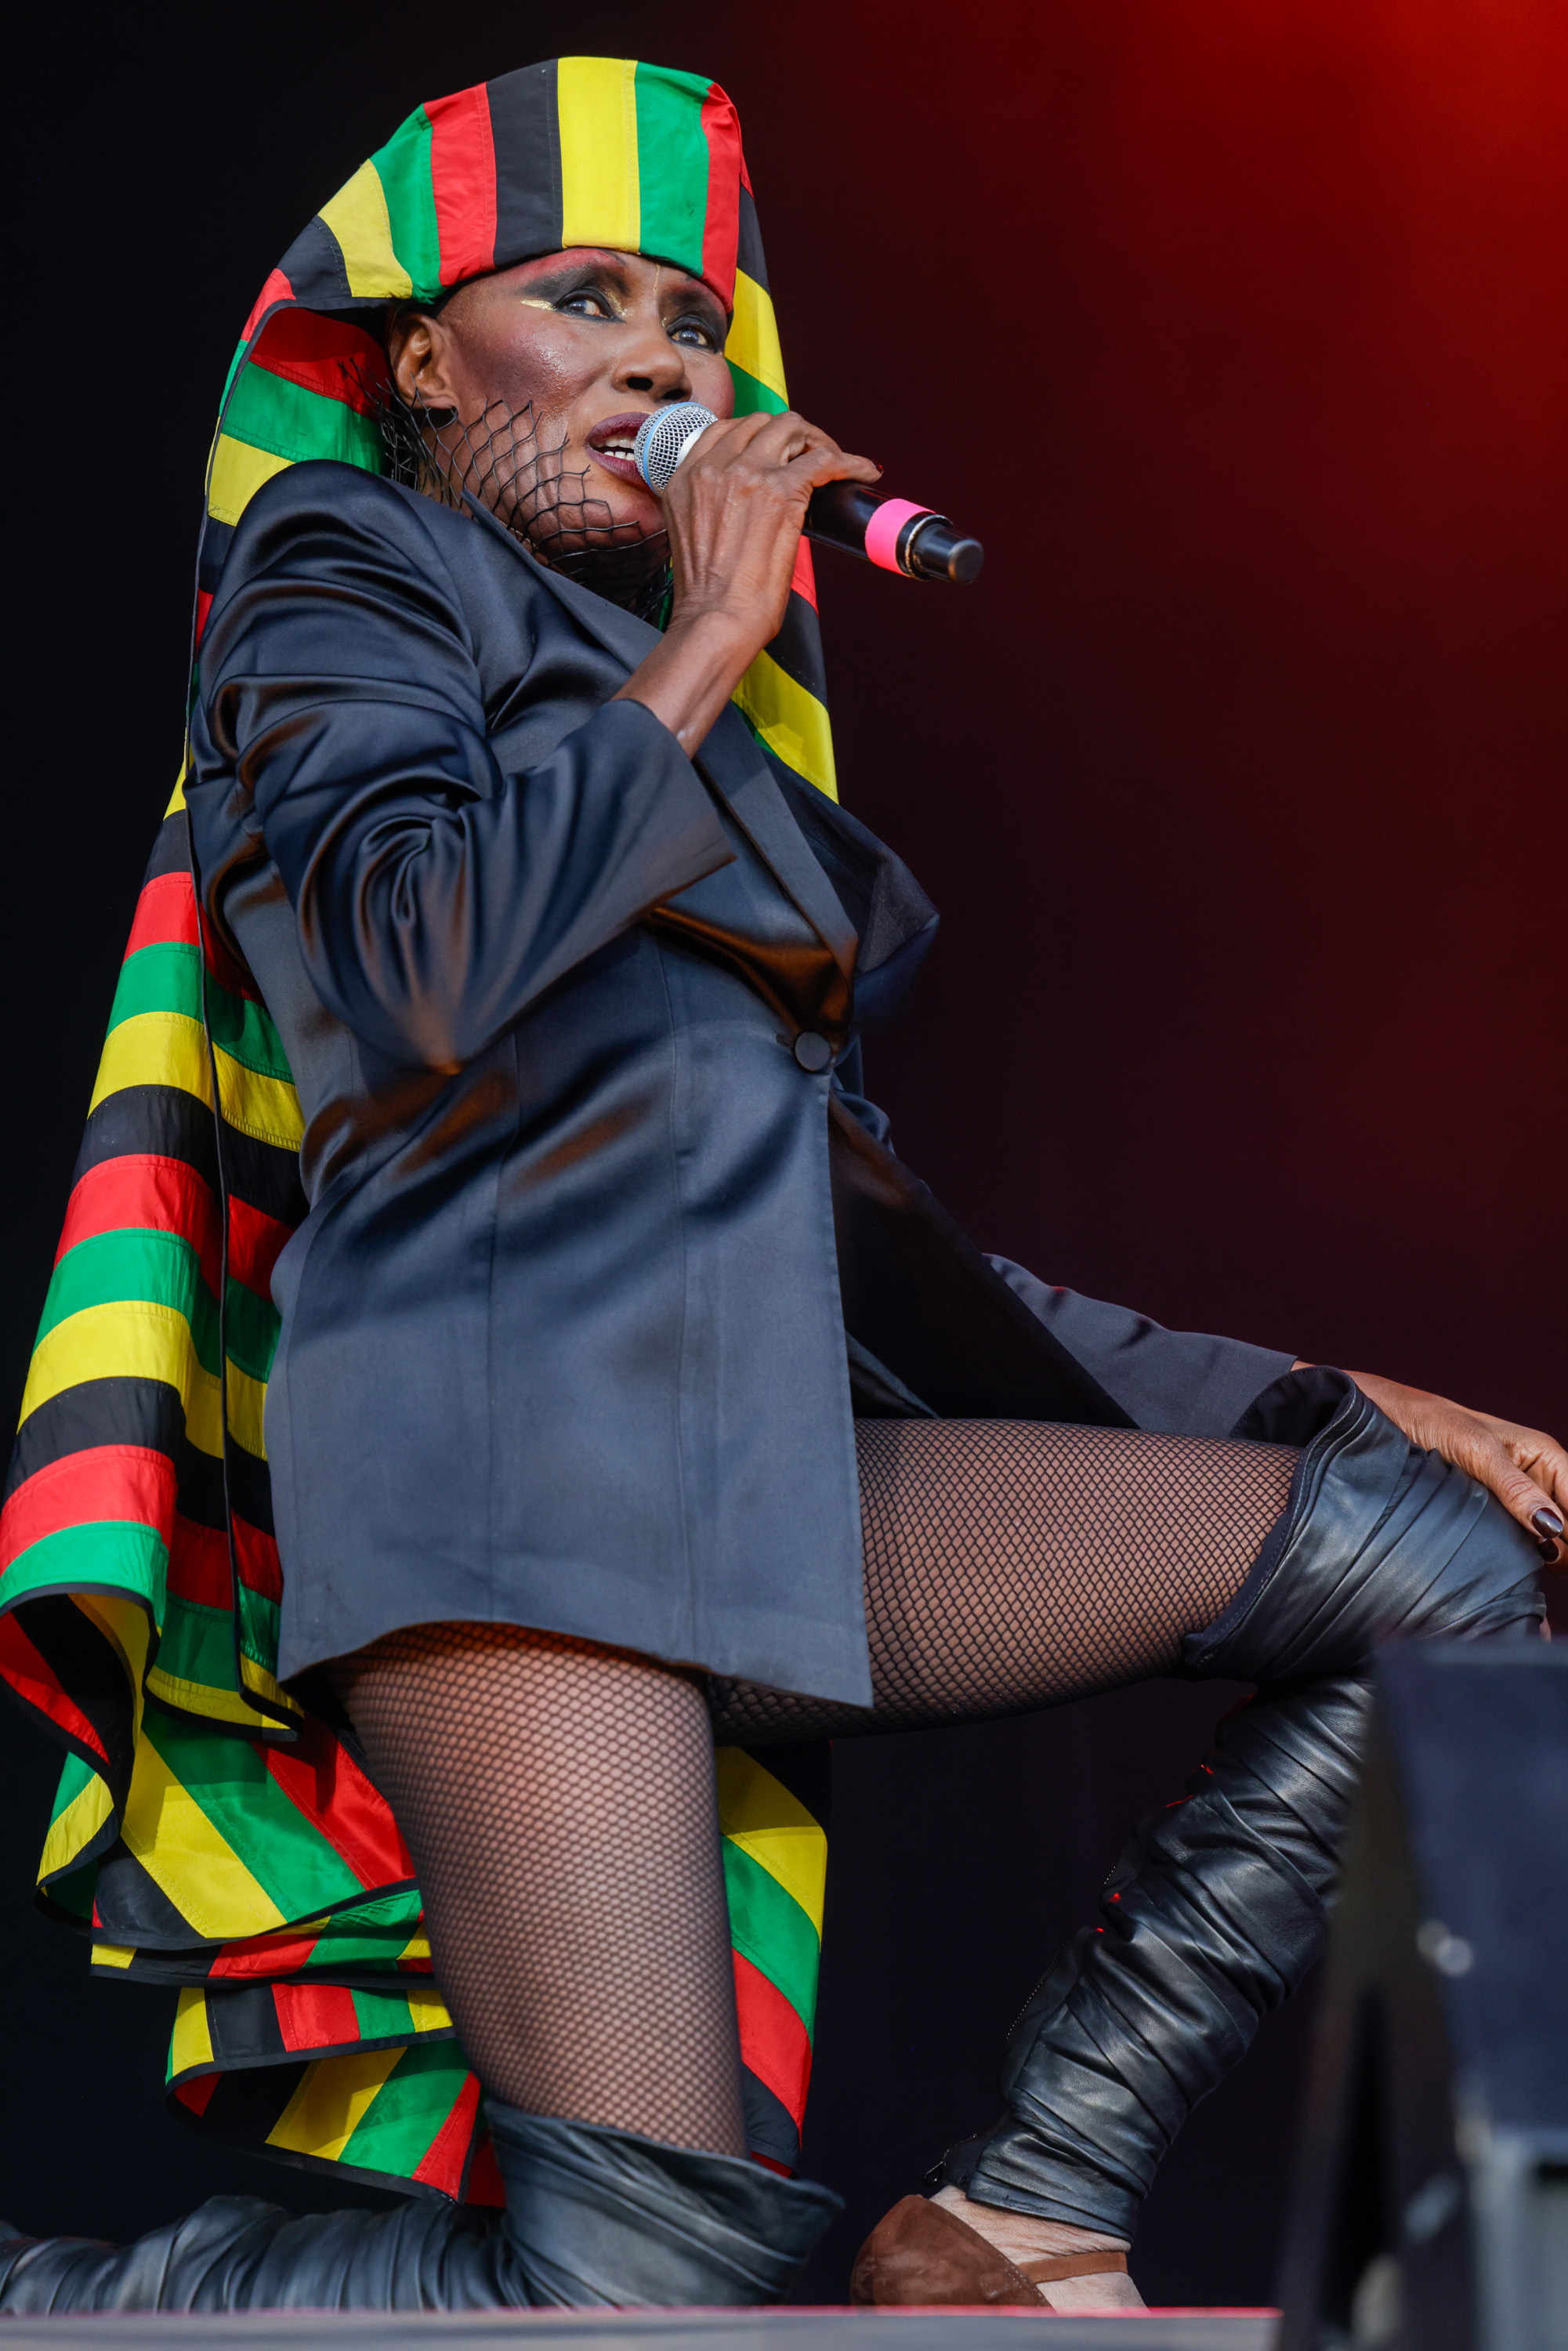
385,249,734,534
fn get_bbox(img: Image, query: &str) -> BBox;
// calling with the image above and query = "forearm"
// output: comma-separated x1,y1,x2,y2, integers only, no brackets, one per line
227,697,730,1067
613,610,759,756
987,1255,1296,1437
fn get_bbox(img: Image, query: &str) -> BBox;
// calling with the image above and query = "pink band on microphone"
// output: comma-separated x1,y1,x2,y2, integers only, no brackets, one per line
863,497,934,574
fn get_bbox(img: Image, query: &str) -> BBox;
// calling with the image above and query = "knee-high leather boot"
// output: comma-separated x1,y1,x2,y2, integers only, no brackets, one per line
0,2105,840,2312
934,1370,1544,2241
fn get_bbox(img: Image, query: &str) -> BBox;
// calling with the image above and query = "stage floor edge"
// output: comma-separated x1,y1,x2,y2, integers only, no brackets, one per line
0,2307,1281,2349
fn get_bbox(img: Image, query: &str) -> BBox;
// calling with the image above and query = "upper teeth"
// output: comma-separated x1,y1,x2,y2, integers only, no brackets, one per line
603,439,635,455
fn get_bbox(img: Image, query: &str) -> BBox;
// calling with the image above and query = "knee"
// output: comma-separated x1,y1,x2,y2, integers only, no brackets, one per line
1298,1442,1544,1673
1390,1460,1544,1646
1185,1411,1543,1689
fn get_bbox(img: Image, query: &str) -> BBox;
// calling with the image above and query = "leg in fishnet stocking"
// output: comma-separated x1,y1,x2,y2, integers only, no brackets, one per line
710,1418,1298,2310
334,1425,1295,2167
333,1625,746,2156
711,1420,1300,1741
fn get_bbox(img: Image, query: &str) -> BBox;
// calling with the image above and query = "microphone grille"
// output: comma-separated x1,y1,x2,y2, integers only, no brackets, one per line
634,402,718,492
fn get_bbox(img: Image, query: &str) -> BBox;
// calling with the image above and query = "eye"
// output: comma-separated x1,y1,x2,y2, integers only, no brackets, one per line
554,284,618,320
668,313,721,351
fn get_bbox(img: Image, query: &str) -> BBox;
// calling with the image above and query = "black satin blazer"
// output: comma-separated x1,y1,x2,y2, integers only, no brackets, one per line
186,463,1291,1699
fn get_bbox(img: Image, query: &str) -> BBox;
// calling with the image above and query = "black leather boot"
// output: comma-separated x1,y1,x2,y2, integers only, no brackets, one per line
0,2192,506,2313
488,2106,840,2306
0,2106,840,2311
933,1370,1543,2240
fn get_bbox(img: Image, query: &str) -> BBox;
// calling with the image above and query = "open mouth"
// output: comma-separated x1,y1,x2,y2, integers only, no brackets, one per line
587,411,657,484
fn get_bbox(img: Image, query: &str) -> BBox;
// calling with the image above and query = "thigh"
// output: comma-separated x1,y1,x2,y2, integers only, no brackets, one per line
335,1621,722,1893
334,1622,745,2149
710,1419,1298,1743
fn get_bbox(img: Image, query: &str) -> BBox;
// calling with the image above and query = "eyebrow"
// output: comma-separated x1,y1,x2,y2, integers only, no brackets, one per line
657,273,726,317
531,252,720,301
516,257,624,296
512,256,726,328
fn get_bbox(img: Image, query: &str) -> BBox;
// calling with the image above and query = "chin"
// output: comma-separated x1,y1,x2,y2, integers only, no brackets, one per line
591,479,665,533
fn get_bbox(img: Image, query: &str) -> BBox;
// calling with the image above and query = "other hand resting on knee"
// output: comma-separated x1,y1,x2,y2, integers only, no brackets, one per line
1292,1362,1565,1569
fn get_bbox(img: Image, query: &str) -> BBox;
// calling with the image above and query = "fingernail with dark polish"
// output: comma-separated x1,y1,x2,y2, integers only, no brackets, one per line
1533,1507,1565,1538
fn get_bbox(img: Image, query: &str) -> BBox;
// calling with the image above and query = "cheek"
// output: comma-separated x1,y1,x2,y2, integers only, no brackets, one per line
688,350,736,418
450,313,598,422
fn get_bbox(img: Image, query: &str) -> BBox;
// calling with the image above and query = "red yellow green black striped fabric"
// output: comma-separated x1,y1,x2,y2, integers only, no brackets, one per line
1,59,831,2197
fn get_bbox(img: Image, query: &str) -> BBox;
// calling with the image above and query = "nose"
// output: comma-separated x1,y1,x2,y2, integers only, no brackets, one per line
614,317,692,404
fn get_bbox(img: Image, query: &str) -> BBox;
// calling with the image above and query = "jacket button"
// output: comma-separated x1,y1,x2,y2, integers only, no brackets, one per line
793,1031,833,1073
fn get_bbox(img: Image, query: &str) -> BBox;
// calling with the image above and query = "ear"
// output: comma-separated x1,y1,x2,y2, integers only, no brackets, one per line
385,304,458,411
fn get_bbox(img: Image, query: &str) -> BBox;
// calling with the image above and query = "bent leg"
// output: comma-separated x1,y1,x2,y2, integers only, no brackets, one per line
710,1388,1542,2305
0,1624,839,2312
332,1625,838,2300
948,1377,1543,2242
712,1418,1300,1740
713,1416,1300,2304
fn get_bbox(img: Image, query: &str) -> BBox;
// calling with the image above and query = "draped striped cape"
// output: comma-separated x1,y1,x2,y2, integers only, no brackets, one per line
0,60,833,2196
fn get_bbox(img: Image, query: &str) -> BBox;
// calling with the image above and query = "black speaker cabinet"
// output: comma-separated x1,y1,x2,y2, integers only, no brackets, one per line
1279,1643,1567,2351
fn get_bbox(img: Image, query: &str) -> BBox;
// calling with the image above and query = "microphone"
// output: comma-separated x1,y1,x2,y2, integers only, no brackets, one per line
632,402,984,586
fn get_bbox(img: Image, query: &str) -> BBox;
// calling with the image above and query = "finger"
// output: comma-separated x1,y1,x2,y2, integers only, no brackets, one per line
675,411,777,464
728,409,845,469
780,439,882,489
666,415,820,497
684,407,809,453
1485,1421,1568,1560
726,409,876,476
1478,1442,1567,1562
679,409,879,489
1520,1435,1568,1519
1521,1454,1567,1567
766,411,871,466
661,411,793,487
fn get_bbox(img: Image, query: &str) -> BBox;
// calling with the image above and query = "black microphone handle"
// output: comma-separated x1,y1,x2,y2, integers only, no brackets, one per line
803,481,984,585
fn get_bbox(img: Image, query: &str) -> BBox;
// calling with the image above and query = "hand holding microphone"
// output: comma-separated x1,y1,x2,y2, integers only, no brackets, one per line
611,400,979,759
640,405,880,656
636,401,983,585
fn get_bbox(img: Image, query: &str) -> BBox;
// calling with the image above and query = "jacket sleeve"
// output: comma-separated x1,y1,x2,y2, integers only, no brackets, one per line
188,466,732,1070
982,1256,1295,1438
831,1059,1295,1438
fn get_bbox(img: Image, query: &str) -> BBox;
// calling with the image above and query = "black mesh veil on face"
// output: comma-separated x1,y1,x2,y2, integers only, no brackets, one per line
371,370,675,621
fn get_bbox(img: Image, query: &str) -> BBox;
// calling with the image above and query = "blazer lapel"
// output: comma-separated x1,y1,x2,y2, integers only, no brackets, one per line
692,707,858,987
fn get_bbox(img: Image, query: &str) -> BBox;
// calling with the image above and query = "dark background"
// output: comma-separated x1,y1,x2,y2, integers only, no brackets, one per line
4,0,1564,2308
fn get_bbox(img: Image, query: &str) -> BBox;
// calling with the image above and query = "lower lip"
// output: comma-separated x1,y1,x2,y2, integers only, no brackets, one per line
589,447,646,484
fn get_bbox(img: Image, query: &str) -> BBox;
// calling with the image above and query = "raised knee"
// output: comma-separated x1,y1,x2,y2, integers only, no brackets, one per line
1428,1478,1545,1642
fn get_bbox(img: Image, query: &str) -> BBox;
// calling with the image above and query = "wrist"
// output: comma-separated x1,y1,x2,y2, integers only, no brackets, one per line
663,602,763,661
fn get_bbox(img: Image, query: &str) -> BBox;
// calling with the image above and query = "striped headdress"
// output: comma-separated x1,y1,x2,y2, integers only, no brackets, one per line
209,56,833,798
1,61,830,2201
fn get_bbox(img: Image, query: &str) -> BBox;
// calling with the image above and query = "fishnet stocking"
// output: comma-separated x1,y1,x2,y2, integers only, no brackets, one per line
333,1626,747,2155
372,374,673,619
709,1421,1300,1740
332,1424,1297,2154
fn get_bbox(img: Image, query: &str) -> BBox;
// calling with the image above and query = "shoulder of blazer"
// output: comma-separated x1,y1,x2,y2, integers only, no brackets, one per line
226,458,476,579
211,461,530,675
